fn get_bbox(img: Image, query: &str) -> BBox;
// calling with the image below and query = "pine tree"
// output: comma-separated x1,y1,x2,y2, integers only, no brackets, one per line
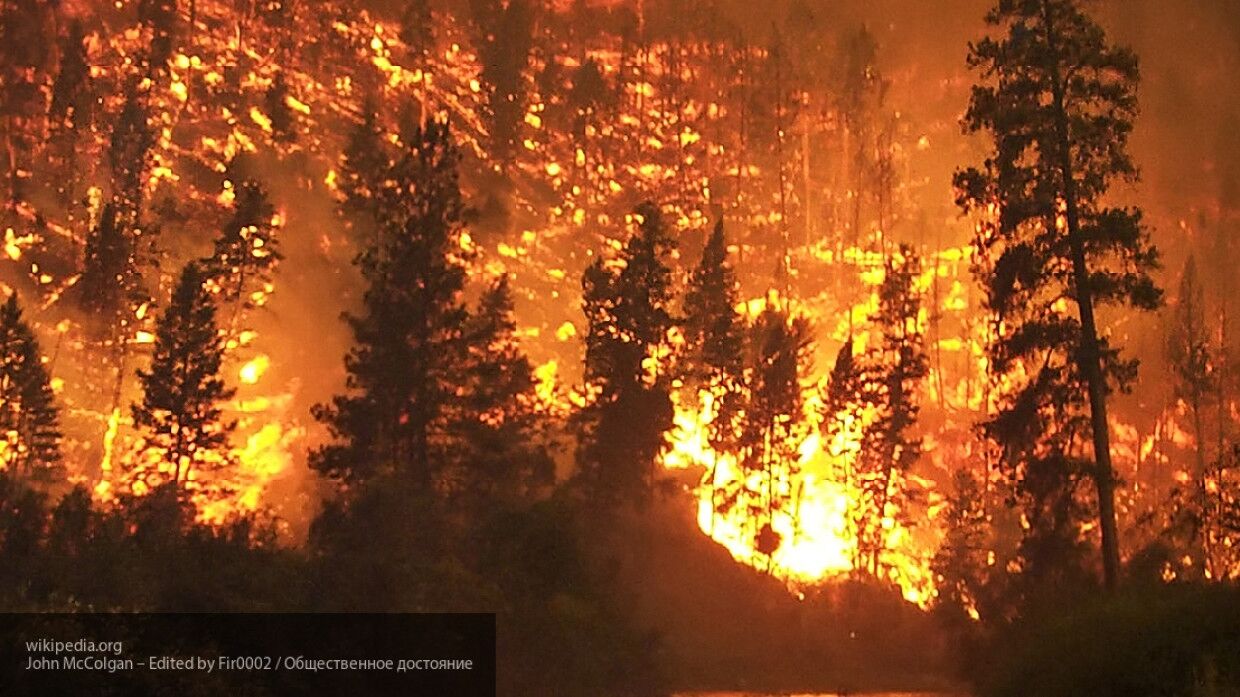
1166,257,1213,480
453,275,554,508
138,0,179,70
49,20,92,132
577,203,676,507
730,304,813,562
337,101,391,236
955,0,1162,590
853,245,929,576
834,25,887,251
399,0,434,59
0,294,62,481
131,263,236,494
49,20,94,210
683,220,746,454
109,86,155,213
471,0,534,161
311,118,470,489
77,203,131,322
932,468,989,626
204,178,282,319
1166,257,1240,579
822,337,864,470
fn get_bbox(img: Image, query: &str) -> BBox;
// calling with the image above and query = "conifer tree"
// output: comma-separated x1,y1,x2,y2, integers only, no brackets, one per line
205,178,282,318
77,204,131,322
853,245,929,576
337,102,390,235
955,0,1162,589
0,294,62,481
454,275,554,507
1166,257,1239,578
49,20,94,210
683,220,746,454
399,0,434,59
822,337,864,469
109,86,155,213
264,73,297,144
471,0,534,161
138,0,179,70
49,20,92,132
131,263,236,494
730,304,812,562
311,118,470,489
932,468,989,626
578,203,676,507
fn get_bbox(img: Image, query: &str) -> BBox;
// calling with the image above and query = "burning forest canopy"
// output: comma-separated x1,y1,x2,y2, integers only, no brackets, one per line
0,1,1239,689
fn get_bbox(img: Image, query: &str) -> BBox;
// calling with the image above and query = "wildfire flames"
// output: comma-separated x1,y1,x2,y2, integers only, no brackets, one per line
2,0,1237,613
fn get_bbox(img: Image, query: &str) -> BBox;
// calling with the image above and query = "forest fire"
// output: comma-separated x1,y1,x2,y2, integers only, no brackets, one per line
0,0,1238,694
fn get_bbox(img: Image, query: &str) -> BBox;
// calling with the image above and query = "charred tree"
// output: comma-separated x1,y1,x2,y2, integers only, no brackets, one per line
453,275,554,509
203,177,282,329
733,304,812,565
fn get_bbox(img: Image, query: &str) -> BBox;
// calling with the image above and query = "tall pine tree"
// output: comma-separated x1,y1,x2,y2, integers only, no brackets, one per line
853,245,929,576
0,0,49,208
0,294,62,481
311,118,470,490
577,203,676,507
955,0,1162,589
453,275,554,509
731,303,813,563
683,220,746,454
131,263,236,495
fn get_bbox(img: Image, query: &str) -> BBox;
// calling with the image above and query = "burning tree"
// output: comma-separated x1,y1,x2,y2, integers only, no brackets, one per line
0,0,49,209
682,219,746,456
1165,257,1240,580
130,262,236,497
203,177,282,325
853,245,929,578
730,302,814,564
955,0,1162,590
932,468,989,626
0,293,62,482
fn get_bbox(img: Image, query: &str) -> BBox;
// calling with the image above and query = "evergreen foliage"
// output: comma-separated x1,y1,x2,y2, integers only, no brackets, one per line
0,294,62,481
131,263,236,494
577,203,676,507
956,0,1162,589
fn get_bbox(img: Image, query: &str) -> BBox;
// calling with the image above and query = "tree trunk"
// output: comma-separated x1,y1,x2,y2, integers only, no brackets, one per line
1043,0,1121,590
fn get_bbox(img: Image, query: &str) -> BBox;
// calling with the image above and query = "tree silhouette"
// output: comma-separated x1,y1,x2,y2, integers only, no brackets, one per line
0,0,49,208
453,275,554,509
853,245,929,576
577,203,676,507
955,0,1161,589
0,294,62,481
312,118,471,489
731,303,813,563
131,263,236,495
683,220,746,454
204,177,282,323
